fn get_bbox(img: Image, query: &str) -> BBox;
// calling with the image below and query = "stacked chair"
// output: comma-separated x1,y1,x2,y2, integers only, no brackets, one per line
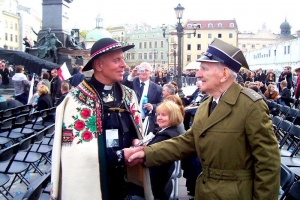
0,105,56,199
268,100,300,199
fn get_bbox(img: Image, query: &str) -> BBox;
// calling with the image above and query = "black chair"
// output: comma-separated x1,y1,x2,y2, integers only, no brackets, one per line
272,116,283,133
279,105,290,119
1,108,14,120
280,163,295,200
11,172,51,200
41,107,56,126
284,180,300,200
284,108,299,123
12,106,22,117
0,143,31,194
274,119,292,143
42,124,55,146
0,117,24,144
14,134,44,176
11,113,36,136
279,125,300,157
0,144,20,200
20,104,32,115
24,111,45,132
30,126,53,165
293,110,300,126
270,102,282,116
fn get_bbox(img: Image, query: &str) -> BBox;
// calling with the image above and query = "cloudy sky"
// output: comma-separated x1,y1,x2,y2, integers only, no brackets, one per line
20,0,300,34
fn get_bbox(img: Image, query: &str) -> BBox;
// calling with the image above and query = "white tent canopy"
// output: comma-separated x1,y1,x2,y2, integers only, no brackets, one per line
185,61,200,70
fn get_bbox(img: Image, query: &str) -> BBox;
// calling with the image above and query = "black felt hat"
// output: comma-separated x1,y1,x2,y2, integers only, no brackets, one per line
83,38,135,72
197,38,249,73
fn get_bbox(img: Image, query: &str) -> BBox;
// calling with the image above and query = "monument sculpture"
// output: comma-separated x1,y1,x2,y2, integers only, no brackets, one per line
37,28,64,63
66,30,83,50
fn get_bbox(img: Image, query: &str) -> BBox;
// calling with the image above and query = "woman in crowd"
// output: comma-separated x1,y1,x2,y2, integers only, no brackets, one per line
264,83,279,101
164,95,185,134
245,71,254,82
36,84,53,111
41,71,51,90
12,65,30,105
169,81,178,94
155,71,167,86
265,71,276,86
128,101,182,199
0,61,10,88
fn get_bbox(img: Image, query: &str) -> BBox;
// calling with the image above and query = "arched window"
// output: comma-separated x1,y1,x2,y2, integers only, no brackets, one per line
218,23,222,28
229,23,234,28
208,23,213,28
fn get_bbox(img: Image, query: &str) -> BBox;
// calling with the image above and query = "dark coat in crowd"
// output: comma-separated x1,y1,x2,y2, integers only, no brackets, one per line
50,76,62,99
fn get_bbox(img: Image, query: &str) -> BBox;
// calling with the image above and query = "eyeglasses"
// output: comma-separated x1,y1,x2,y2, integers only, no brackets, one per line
204,52,224,63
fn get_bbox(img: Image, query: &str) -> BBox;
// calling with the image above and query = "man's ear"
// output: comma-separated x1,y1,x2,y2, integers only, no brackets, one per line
93,59,102,72
220,67,230,82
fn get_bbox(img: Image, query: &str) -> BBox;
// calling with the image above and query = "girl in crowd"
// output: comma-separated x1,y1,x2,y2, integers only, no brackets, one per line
155,71,167,86
264,83,279,101
265,72,276,86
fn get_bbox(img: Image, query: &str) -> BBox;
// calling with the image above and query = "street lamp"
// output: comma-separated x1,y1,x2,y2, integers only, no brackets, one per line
152,49,158,72
161,4,198,97
172,42,178,81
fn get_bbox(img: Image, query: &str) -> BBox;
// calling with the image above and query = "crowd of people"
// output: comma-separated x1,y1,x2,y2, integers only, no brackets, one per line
1,36,300,200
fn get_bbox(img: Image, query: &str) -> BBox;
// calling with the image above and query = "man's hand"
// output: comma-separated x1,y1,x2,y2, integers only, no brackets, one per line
131,66,139,77
143,103,153,111
124,146,145,166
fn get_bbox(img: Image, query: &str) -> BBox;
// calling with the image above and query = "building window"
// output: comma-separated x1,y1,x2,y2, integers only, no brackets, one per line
262,45,266,48
187,33,191,38
229,33,233,38
5,33,8,40
144,42,147,48
284,46,286,54
149,42,152,48
197,55,201,59
229,23,234,28
287,46,290,54
197,34,201,38
131,53,135,60
268,50,270,57
5,20,8,28
154,41,157,48
149,52,152,59
126,53,131,60
187,55,191,62
139,42,142,49
197,44,201,50
10,22,13,29
218,34,222,38
187,44,191,50
208,23,213,28
160,41,163,48
144,53,147,59
274,50,276,56
251,44,255,48
242,44,246,48
160,52,163,59
218,23,222,28
10,34,13,41
15,23,17,30
208,33,212,38
138,53,142,59
15,35,17,42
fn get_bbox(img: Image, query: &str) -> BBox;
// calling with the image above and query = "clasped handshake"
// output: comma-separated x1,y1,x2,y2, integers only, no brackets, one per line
123,138,147,166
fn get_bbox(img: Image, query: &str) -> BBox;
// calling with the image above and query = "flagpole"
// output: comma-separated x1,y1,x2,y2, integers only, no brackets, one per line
27,73,35,104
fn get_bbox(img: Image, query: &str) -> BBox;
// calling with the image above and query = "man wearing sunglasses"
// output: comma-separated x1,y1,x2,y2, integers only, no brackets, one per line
126,38,280,200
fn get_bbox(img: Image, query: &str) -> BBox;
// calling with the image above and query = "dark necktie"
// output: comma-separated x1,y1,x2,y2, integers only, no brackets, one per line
140,82,145,96
210,101,217,115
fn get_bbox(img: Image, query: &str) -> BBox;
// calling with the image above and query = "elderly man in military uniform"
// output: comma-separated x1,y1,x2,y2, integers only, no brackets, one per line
125,38,280,200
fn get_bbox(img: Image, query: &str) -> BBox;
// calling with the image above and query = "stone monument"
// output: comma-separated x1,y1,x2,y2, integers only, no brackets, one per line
36,0,83,67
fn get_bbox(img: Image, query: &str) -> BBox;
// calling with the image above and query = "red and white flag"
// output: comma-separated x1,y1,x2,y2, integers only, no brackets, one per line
57,62,71,81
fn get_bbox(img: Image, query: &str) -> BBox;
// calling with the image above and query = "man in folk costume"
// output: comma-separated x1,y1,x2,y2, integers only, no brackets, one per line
51,38,152,200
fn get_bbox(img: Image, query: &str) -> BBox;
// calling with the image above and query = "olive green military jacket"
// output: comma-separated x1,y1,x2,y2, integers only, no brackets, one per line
144,82,280,200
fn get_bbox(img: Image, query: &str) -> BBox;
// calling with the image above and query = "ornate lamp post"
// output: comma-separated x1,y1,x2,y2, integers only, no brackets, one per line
173,3,185,97
172,42,178,81
152,49,158,72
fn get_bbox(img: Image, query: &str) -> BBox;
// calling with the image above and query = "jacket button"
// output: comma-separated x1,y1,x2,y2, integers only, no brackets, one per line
202,179,206,184
201,158,205,162
201,133,206,137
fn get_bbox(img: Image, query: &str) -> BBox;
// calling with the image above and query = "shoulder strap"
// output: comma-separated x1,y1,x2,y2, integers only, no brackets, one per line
241,88,262,102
